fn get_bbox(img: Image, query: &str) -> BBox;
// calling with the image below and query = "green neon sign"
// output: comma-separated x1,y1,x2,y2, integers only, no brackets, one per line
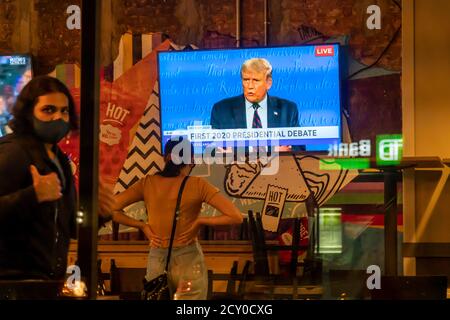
376,134,403,166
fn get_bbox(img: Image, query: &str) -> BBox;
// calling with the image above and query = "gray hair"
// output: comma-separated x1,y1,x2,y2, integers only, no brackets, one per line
241,58,273,79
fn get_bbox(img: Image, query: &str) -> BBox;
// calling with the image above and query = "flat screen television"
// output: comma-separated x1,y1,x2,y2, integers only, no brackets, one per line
0,54,33,137
158,44,342,155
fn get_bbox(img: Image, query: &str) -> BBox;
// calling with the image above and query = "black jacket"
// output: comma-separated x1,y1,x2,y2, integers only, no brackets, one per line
0,133,77,280
210,94,299,129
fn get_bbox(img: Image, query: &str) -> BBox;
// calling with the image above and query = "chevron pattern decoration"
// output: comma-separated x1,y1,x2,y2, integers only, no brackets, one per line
114,82,165,195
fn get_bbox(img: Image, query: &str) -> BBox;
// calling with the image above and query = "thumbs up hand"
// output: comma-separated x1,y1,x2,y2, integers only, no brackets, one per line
30,165,62,203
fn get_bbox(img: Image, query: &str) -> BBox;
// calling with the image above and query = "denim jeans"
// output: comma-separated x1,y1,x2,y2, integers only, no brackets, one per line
145,241,207,300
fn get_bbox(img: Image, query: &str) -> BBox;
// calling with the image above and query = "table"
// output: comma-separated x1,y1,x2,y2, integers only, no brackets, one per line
363,156,442,276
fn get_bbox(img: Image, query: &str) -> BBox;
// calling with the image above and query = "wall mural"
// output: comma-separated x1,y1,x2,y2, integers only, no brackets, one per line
54,33,359,241
43,19,403,268
100,34,359,238
225,155,356,207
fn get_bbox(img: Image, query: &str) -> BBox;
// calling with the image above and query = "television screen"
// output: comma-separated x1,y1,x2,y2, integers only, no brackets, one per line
158,44,341,155
0,55,33,137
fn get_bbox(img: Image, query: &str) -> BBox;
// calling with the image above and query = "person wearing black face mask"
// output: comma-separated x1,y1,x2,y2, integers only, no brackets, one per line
0,76,79,287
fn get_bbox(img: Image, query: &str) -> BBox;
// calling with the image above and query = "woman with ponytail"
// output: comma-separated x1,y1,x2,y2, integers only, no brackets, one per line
111,137,243,299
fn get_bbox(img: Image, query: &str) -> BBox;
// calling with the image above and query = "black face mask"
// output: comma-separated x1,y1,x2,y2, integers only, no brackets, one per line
32,117,70,144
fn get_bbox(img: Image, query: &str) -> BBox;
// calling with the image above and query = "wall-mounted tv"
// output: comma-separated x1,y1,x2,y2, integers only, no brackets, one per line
0,54,33,136
158,44,342,154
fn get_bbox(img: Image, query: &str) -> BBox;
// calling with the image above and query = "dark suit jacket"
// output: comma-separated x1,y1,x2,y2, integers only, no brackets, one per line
210,95,299,129
0,133,77,280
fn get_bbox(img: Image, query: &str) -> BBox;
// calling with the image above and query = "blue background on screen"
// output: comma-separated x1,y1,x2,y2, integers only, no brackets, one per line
0,55,33,137
158,45,341,151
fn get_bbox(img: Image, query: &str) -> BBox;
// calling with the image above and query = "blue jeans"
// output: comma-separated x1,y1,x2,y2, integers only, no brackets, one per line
145,241,208,300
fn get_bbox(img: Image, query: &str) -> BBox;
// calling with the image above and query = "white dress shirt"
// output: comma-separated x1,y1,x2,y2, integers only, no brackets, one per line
245,95,268,129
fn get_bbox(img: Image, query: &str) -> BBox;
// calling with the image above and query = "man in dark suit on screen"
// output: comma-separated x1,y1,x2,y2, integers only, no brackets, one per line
210,58,299,130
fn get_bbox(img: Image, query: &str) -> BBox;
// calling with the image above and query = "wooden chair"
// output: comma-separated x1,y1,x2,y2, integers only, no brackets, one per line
244,211,323,299
207,260,252,300
239,217,250,240
248,210,316,277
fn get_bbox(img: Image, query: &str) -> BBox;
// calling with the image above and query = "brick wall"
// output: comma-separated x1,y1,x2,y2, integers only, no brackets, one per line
33,0,81,74
0,0,16,52
0,0,401,72
0,0,402,136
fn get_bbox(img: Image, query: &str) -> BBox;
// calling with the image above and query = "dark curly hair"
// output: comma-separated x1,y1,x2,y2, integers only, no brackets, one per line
8,75,78,134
